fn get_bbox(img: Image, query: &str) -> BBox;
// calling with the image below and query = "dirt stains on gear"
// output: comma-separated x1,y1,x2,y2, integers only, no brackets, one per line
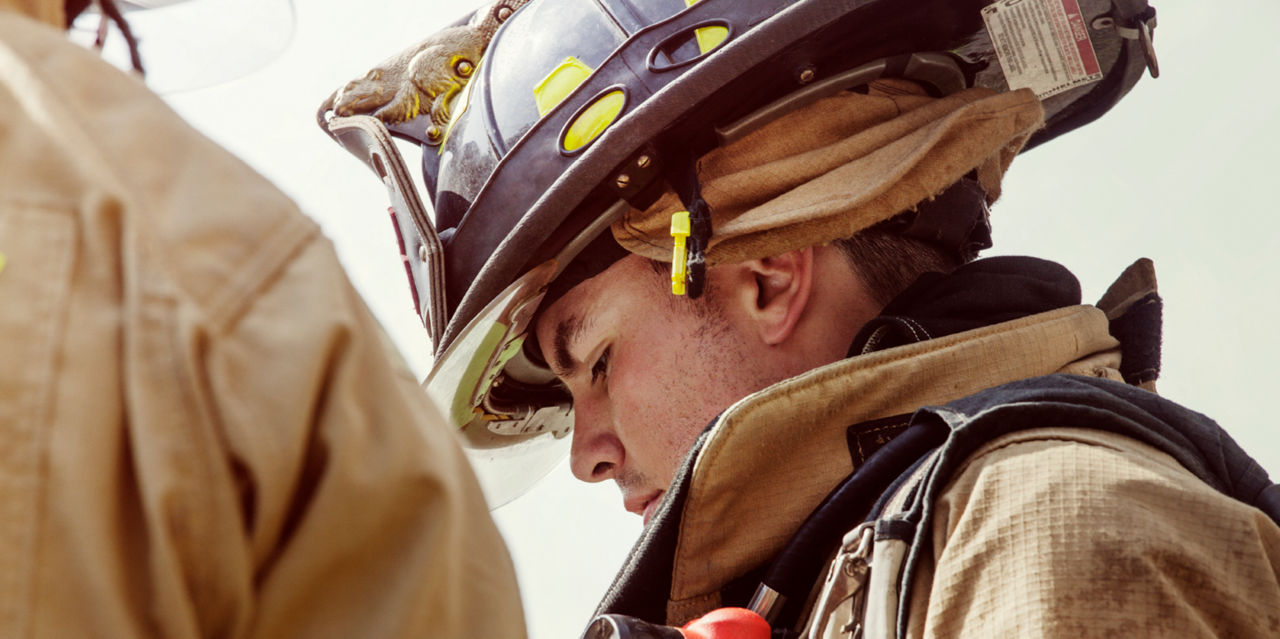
324,0,528,133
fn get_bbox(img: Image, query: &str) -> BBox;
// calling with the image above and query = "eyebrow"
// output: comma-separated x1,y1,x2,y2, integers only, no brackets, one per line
551,313,587,378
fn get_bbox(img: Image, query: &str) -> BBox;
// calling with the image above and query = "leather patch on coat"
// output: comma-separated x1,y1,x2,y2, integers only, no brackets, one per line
846,414,913,467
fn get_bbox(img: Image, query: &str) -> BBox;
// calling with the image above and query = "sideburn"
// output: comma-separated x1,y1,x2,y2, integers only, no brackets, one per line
645,257,729,339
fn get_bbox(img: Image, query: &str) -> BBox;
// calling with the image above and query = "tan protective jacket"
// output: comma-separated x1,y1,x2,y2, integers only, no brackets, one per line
658,281,1280,636
0,7,525,638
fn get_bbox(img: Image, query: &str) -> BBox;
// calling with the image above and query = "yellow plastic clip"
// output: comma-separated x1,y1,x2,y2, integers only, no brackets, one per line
670,211,691,295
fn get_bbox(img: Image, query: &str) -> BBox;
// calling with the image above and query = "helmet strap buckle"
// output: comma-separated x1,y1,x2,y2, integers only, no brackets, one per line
662,148,714,298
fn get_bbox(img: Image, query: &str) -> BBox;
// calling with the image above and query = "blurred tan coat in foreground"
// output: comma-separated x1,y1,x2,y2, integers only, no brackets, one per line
0,6,526,638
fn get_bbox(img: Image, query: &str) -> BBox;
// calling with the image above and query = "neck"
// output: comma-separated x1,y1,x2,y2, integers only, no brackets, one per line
784,245,882,372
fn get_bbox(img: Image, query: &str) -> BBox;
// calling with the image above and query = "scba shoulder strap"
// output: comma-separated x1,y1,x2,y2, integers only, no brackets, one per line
805,376,1280,639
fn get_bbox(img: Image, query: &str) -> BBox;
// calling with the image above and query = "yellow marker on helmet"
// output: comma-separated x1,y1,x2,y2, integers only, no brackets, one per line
534,57,593,117
670,211,691,295
684,0,730,54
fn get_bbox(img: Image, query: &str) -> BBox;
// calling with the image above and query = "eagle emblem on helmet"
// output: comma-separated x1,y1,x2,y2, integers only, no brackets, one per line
320,0,528,141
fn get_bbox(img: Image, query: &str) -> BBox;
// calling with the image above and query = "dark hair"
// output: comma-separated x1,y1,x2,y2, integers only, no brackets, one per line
832,226,961,307
645,222,959,310
644,257,726,330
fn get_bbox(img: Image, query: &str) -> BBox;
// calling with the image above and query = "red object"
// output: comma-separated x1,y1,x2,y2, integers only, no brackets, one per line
681,608,771,639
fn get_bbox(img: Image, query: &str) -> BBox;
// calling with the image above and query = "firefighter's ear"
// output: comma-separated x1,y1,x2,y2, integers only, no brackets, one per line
740,247,814,346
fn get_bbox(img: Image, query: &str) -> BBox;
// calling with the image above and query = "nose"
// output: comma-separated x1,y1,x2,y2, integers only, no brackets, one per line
568,397,625,483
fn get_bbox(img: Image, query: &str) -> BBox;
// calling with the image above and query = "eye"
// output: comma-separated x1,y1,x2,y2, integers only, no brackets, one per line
590,346,611,385
454,57,476,78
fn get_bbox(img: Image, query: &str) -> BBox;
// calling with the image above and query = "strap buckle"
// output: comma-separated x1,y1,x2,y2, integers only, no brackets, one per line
1093,9,1160,78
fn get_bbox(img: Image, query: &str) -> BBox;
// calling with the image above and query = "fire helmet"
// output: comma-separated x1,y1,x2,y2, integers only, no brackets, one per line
319,0,1158,505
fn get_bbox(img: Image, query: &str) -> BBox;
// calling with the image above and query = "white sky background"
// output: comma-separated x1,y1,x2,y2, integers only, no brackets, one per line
146,1,1280,637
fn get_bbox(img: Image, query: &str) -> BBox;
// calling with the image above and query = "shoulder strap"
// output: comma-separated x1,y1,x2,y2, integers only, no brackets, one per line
877,374,1280,638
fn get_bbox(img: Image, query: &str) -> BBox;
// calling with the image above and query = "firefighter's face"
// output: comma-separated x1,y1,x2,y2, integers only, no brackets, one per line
535,249,870,524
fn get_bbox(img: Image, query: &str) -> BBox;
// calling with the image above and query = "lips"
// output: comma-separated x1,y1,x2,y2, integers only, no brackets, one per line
624,490,666,525
642,495,664,525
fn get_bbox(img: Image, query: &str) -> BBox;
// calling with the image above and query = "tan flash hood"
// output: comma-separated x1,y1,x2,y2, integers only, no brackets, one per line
613,81,1045,266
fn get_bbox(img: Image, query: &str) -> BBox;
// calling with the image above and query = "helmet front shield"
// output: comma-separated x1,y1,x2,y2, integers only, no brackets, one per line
425,260,573,507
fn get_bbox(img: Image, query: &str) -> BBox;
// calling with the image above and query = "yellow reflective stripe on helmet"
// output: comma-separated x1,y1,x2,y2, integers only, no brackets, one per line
562,90,626,152
684,0,729,54
534,57,593,117
693,25,729,54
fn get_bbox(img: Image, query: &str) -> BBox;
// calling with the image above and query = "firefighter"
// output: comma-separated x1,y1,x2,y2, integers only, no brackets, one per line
0,1,525,637
320,0,1280,636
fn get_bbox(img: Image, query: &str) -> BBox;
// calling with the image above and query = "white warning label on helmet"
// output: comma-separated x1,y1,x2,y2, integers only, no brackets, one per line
982,0,1103,99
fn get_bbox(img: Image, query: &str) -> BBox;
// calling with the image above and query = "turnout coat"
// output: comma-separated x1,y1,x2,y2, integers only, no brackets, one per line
594,257,1280,638
0,5,526,638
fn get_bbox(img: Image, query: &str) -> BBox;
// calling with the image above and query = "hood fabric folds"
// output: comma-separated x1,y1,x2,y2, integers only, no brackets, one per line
613,79,1045,266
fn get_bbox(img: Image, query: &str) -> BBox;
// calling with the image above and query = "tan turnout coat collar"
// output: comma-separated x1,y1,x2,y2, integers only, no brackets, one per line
663,302,1125,623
